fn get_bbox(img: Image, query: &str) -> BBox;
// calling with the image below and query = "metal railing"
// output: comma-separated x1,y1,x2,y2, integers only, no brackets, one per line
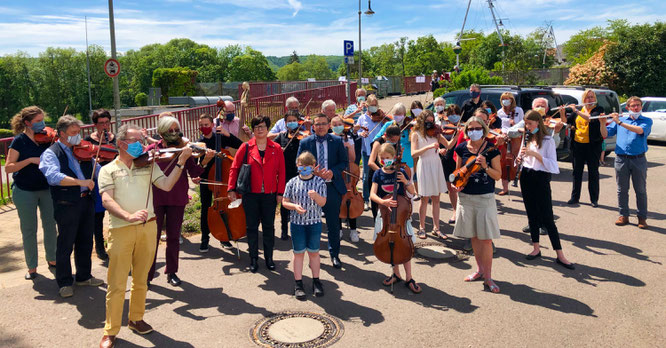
240,80,343,100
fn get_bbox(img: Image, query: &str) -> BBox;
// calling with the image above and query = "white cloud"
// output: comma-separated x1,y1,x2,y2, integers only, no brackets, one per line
287,0,303,16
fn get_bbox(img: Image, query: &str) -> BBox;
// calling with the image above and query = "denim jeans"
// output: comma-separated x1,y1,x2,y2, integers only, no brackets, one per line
615,155,648,219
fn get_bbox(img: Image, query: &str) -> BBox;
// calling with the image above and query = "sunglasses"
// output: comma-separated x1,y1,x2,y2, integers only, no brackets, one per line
467,127,484,131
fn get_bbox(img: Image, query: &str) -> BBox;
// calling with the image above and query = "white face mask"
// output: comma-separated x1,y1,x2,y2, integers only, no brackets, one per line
502,99,512,107
435,105,445,113
411,108,423,117
393,115,405,124
628,111,640,119
468,130,484,141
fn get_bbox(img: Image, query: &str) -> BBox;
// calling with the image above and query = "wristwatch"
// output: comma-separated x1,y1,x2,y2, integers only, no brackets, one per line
618,121,623,126
175,163,183,169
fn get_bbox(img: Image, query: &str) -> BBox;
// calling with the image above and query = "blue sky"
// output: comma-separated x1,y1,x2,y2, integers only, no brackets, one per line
0,0,664,56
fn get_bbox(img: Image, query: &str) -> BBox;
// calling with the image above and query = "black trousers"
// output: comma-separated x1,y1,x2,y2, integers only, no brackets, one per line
53,195,95,287
280,205,290,237
199,182,212,244
571,140,601,203
244,193,277,260
520,168,562,250
93,211,105,253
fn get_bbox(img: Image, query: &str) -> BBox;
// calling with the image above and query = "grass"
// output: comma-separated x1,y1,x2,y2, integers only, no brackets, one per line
0,182,11,205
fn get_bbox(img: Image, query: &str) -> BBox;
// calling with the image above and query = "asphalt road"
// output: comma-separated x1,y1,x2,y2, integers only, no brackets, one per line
0,106,664,347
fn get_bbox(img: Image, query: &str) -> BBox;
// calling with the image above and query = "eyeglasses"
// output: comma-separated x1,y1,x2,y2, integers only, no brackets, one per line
253,125,267,130
467,127,484,131
125,138,146,145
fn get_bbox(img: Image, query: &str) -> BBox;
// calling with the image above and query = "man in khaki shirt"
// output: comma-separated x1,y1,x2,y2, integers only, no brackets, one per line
97,124,192,348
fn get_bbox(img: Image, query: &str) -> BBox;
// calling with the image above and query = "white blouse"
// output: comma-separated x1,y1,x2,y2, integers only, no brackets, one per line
522,135,559,174
498,107,524,133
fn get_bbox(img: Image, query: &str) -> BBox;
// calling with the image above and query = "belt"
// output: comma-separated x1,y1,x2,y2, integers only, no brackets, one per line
80,191,91,198
617,153,645,159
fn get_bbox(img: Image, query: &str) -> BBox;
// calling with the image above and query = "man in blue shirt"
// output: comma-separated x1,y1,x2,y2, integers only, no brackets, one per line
355,94,387,209
39,115,103,298
602,96,653,229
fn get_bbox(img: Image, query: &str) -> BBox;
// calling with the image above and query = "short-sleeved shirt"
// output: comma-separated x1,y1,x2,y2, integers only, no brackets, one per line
455,141,500,195
98,158,165,229
372,167,408,198
606,115,652,156
9,133,50,191
461,98,483,123
283,175,327,225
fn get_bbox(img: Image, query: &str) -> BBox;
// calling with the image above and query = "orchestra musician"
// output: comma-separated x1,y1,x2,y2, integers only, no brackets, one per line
344,88,368,120
269,97,301,139
331,116,359,242
438,104,462,224
217,100,252,140
496,93,524,195
275,110,305,241
368,125,402,220
356,94,388,211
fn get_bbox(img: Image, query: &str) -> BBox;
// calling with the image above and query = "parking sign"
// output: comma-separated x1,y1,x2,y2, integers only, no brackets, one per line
344,40,354,56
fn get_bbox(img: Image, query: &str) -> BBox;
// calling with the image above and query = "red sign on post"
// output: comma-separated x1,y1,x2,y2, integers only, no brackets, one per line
104,59,120,78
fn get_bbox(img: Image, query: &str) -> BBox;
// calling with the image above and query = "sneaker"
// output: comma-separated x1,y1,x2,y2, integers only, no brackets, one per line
412,195,421,202
59,286,74,298
350,230,359,243
160,233,167,242
521,225,530,233
364,202,371,211
76,277,104,286
294,280,306,300
313,278,324,297
221,241,232,248
199,241,209,253
128,320,154,335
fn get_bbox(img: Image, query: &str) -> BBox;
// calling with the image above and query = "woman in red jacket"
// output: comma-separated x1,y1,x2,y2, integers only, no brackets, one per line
228,115,286,273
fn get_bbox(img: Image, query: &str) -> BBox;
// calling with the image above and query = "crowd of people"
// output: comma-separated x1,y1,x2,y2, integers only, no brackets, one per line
5,84,653,347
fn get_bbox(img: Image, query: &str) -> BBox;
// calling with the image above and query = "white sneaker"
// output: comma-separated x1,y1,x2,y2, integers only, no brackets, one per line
160,233,167,242
350,230,359,243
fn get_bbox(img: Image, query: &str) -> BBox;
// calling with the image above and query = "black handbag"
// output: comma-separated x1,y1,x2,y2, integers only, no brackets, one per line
235,144,252,195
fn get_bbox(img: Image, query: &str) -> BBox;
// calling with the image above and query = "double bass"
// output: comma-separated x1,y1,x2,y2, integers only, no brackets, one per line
207,115,247,258
339,129,363,220
374,141,414,267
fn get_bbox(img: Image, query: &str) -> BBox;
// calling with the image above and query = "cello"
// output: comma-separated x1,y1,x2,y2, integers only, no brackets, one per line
339,129,364,220
374,141,414,269
207,115,247,258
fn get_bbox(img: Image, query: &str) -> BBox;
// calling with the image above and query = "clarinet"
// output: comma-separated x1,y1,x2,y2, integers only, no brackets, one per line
513,132,529,186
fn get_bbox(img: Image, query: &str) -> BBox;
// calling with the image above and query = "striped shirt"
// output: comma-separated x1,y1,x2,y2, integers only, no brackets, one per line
284,175,327,225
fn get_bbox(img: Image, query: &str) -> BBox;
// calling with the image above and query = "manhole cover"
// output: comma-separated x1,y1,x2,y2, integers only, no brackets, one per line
250,311,344,347
416,244,457,259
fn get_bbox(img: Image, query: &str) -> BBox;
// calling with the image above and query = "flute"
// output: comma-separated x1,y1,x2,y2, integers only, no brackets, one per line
588,113,631,120
550,102,596,111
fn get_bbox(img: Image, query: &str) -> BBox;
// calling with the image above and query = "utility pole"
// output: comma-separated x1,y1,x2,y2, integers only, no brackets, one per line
85,16,93,117
108,0,121,131
358,0,362,87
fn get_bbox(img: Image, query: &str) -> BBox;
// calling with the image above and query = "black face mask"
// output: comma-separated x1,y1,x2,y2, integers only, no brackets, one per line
163,132,183,146
424,121,435,130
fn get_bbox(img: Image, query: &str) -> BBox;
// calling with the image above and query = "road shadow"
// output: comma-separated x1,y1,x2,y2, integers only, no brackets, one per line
496,247,646,288
0,243,24,274
116,331,195,348
550,167,612,183
32,276,108,329
494,281,597,317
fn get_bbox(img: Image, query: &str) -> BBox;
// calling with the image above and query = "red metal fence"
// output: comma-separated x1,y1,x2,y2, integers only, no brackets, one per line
240,80,342,100
403,75,432,95
0,82,356,201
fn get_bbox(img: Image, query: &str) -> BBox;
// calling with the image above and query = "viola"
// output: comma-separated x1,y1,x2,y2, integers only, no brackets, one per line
370,109,391,124
374,140,413,267
449,144,497,189
73,140,118,162
34,127,58,144
339,162,363,220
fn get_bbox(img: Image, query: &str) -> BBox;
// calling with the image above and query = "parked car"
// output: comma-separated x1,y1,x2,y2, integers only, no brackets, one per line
621,97,666,141
435,85,571,160
550,85,621,154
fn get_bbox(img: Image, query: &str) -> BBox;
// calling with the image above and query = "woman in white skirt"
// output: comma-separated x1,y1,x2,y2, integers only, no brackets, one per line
453,116,502,293
411,110,450,239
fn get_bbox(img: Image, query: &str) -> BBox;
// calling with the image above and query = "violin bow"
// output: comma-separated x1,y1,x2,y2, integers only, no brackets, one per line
143,148,158,225
90,130,105,180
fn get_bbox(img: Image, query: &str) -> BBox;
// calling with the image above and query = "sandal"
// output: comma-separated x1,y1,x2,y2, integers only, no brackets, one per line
464,271,483,282
498,191,508,196
383,273,402,286
433,230,448,239
484,279,500,293
405,279,422,294
417,229,427,240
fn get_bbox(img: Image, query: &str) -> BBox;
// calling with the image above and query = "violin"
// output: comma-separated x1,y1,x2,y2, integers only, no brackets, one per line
34,127,58,145
339,161,364,220
449,144,497,188
73,140,118,162
374,140,413,267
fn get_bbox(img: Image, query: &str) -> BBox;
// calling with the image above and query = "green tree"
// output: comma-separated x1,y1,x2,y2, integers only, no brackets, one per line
367,44,400,76
395,37,408,77
227,47,276,81
0,53,35,127
289,50,300,64
152,67,198,103
449,66,503,91
300,55,335,80
277,62,303,81
404,35,453,75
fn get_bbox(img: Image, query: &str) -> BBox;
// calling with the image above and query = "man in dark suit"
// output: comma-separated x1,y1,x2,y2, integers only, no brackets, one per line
298,113,348,269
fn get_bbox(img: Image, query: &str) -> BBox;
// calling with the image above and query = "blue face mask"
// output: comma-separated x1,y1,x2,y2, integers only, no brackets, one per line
467,130,484,141
67,134,81,146
357,96,366,103
470,91,481,98
286,121,299,130
126,141,145,158
225,113,235,121
368,106,378,114
31,120,46,133
298,166,313,176
485,108,492,114
332,125,344,135
382,158,395,167
448,115,461,123
530,127,539,135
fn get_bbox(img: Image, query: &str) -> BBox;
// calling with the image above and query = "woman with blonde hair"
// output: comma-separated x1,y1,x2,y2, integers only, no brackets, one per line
5,106,57,280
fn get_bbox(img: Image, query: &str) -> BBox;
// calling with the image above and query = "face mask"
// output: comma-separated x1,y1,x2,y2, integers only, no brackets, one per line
286,121,299,130
485,108,492,114
126,141,145,158
163,132,182,145
629,111,640,119
297,166,313,176
411,108,423,117
467,129,484,141
530,127,539,135
448,115,461,123
199,126,213,136
381,158,395,167
31,120,46,133
357,96,366,103
368,106,378,114
424,121,435,130
501,99,512,107
225,113,235,121
470,91,481,98
67,134,81,146
435,105,445,113
534,107,546,117
332,125,344,135
393,115,405,124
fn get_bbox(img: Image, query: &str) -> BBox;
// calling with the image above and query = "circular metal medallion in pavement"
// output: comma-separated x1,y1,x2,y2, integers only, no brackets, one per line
415,243,458,259
250,311,344,347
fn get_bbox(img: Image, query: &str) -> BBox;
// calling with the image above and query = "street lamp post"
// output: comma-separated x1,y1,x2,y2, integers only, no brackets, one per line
358,0,374,88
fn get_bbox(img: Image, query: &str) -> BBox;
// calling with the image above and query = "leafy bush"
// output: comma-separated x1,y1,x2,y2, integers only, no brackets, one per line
433,87,447,98
0,128,13,138
565,43,618,89
182,217,199,234
134,92,148,106
449,66,503,91
152,67,198,104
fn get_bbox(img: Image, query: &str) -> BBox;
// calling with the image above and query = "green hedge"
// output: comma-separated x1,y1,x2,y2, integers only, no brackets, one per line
0,128,13,138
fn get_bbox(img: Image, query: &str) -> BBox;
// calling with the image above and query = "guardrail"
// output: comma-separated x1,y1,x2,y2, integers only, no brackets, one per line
0,82,357,202
240,80,343,100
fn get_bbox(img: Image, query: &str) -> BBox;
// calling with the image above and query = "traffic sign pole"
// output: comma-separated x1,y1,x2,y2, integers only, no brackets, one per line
108,0,121,132
343,41,354,107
